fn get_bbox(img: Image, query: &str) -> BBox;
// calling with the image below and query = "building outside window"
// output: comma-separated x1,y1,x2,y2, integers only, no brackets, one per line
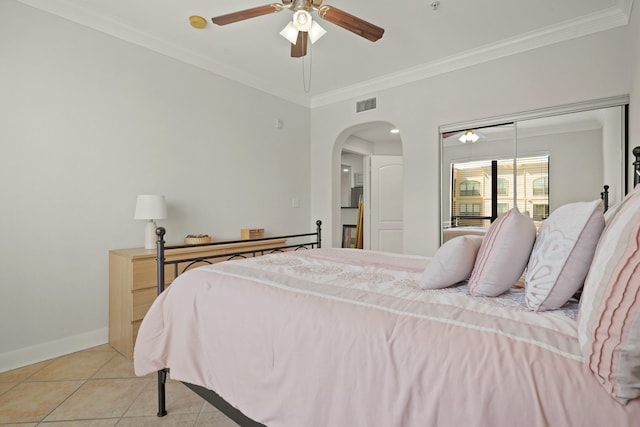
459,203,481,216
533,177,549,196
460,180,481,196
497,178,508,195
451,155,549,227
532,203,549,220
497,203,509,216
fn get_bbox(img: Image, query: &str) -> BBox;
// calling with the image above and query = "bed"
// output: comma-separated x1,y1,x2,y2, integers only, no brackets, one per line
134,147,640,426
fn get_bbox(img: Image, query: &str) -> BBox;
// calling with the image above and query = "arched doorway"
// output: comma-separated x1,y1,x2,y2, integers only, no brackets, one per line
331,121,404,252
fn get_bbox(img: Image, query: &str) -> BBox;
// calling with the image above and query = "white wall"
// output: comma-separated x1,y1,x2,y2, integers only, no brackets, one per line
0,2,311,371
311,23,635,255
341,152,365,188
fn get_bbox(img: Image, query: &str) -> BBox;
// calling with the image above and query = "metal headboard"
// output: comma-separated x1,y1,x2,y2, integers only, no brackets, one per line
155,220,322,296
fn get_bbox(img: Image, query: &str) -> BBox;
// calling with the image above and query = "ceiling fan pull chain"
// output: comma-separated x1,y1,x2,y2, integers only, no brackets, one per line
302,41,313,93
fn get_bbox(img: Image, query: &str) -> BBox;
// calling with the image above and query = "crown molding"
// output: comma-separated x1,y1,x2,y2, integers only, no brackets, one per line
15,0,634,109
310,4,633,108
617,0,634,16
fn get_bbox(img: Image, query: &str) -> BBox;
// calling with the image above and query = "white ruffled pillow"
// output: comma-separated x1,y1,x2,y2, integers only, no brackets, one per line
525,199,604,311
420,235,484,289
468,207,536,297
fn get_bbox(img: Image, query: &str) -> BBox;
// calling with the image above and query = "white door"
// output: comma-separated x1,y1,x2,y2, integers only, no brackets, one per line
370,155,403,253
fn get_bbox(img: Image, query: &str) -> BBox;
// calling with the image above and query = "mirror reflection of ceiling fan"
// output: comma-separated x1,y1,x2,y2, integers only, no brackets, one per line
210,0,385,58
442,130,486,143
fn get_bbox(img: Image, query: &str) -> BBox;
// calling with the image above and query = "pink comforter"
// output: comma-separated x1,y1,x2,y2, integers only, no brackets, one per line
134,248,640,426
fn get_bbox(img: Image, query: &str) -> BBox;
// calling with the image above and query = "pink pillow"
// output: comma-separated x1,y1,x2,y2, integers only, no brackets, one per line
578,184,640,403
525,200,604,311
420,235,484,289
468,208,536,297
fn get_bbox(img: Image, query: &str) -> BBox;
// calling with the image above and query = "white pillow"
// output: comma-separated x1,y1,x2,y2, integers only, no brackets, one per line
525,199,604,311
420,235,484,289
468,207,536,297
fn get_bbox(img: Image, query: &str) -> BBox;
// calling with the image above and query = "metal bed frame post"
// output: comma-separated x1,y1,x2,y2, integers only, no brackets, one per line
634,146,640,187
601,185,609,212
156,227,168,417
316,219,322,248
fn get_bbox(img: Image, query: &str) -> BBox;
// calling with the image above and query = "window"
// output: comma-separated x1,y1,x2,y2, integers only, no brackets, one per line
533,177,549,196
532,204,549,220
460,203,481,216
452,156,548,222
497,178,508,195
460,180,481,196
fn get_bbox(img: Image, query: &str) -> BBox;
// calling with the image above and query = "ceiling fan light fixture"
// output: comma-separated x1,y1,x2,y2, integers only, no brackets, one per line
280,21,299,44
459,130,480,144
293,10,313,31
308,21,326,44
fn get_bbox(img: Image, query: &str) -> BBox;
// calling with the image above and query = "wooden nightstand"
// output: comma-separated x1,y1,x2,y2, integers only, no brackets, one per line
108,239,286,359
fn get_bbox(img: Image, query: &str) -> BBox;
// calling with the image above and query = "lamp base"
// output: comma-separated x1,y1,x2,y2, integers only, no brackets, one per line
144,220,157,250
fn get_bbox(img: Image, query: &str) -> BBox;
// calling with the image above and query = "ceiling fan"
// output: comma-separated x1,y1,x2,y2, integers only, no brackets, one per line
442,130,486,143
211,0,385,58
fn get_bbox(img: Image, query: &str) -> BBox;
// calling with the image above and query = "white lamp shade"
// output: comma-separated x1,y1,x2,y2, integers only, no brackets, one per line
308,21,326,44
281,11,325,45
280,22,299,44
134,195,167,220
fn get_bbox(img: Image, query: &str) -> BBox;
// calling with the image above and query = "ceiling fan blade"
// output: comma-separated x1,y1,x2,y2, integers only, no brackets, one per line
442,131,461,139
212,3,283,26
291,31,308,58
317,5,384,42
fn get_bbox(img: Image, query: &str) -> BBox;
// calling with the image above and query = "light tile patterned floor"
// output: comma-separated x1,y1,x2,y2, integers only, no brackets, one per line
0,345,238,426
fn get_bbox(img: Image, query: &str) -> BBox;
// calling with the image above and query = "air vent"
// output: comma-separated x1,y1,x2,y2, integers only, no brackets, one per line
356,97,377,113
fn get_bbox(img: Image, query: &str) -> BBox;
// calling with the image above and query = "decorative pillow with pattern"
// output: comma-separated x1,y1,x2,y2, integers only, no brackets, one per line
468,207,536,297
420,235,484,290
578,184,640,403
525,200,604,311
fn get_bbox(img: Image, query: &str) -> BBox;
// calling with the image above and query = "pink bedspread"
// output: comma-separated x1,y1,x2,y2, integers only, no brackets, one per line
134,248,640,426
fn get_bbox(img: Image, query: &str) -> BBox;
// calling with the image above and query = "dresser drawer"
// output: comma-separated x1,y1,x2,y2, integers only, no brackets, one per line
131,262,176,291
132,287,157,321
132,261,156,290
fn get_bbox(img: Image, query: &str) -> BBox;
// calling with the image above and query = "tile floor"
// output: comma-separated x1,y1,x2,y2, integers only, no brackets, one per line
0,344,238,426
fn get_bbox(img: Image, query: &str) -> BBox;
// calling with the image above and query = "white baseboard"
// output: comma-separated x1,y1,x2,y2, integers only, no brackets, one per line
0,328,109,373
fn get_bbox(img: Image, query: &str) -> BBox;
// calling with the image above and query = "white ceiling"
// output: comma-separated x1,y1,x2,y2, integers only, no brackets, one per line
16,0,633,107
352,123,401,145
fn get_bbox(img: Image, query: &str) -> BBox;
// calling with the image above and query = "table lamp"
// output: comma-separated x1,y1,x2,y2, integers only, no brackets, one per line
134,195,168,249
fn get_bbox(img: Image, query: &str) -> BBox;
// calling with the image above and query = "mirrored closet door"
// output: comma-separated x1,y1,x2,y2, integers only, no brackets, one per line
440,97,628,244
